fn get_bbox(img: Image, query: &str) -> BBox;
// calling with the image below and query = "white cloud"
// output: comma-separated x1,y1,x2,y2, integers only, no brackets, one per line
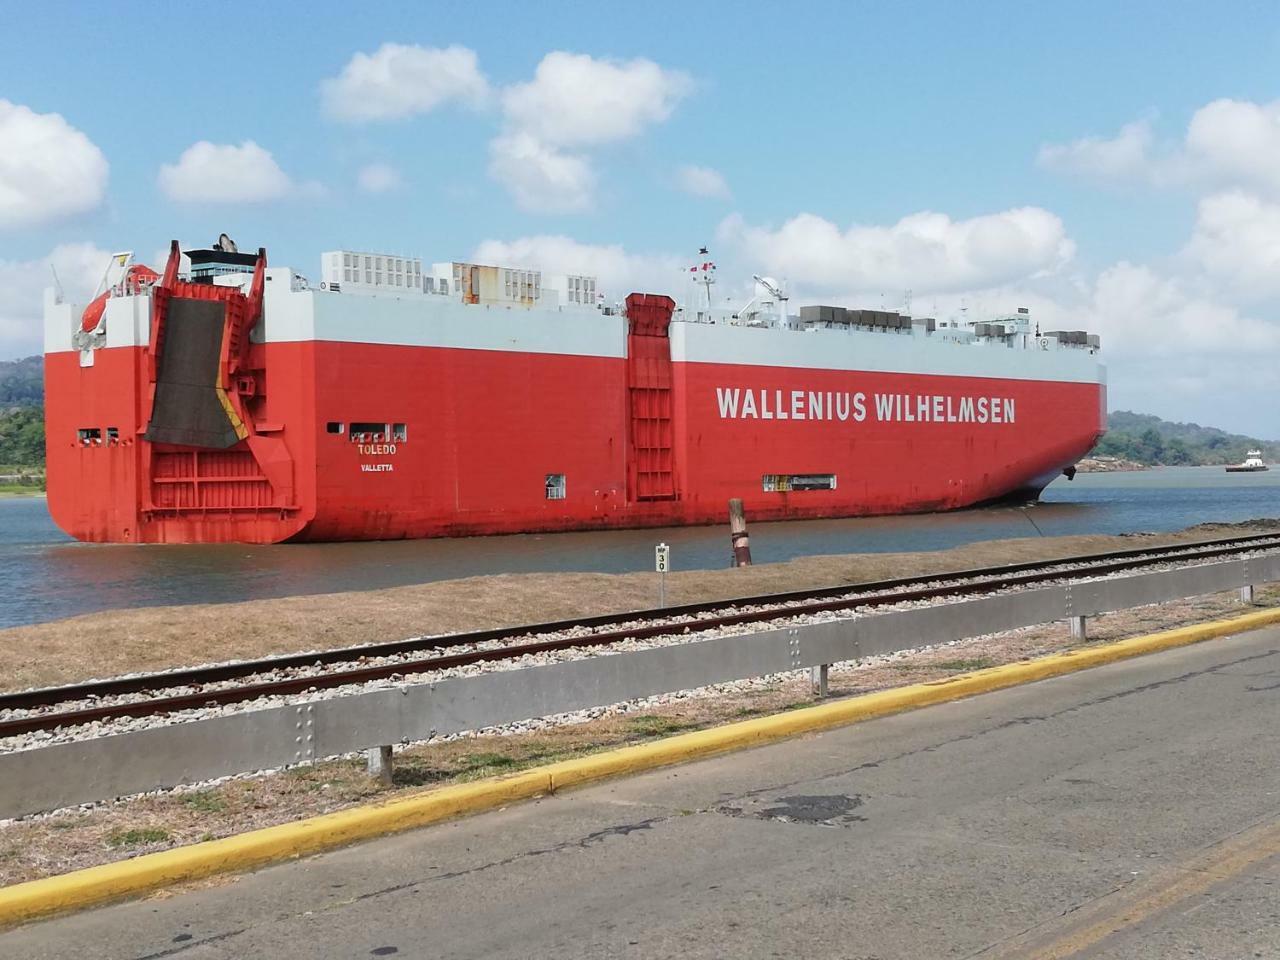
1184,191,1280,301
0,100,108,229
487,133,595,214
1035,97,1280,431
501,52,691,148
158,141,294,203
472,234,683,299
356,162,402,194
1037,119,1155,180
1087,261,1280,357
1040,98,1280,197
1184,98,1280,198
718,207,1074,295
322,43,490,122
1051,262,1280,428
488,52,691,212
0,242,111,357
675,164,730,199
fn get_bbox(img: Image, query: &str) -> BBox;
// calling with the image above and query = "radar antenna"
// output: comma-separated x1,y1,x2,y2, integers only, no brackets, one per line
737,275,789,327
753,275,788,325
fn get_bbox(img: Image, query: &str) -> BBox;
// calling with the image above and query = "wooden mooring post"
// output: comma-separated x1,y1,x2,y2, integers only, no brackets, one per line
729,498,753,567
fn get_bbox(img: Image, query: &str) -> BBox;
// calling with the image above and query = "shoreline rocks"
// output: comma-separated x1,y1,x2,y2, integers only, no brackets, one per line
1075,456,1148,473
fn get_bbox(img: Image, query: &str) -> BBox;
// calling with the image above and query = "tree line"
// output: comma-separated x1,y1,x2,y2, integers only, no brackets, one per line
0,407,43,469
1093,411,1278,466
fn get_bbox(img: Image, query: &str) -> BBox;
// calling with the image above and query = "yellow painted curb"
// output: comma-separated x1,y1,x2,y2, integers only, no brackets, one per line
3,605,1278,927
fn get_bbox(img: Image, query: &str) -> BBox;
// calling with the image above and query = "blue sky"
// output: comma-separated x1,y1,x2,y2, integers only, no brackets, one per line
4,1,1280,434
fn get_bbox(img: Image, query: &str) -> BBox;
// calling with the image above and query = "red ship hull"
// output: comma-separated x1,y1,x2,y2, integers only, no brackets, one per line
45,346,1105,544
44,265,1106,544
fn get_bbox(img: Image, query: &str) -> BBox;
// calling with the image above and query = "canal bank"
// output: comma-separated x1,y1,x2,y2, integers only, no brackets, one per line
2,465,1278,630
2,520,1276,693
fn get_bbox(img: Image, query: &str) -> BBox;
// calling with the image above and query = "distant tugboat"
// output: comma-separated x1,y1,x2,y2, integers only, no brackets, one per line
1226,450,1269,473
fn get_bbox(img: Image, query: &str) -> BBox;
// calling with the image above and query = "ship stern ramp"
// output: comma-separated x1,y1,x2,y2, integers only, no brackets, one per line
143,297,243,448
129,243,307,543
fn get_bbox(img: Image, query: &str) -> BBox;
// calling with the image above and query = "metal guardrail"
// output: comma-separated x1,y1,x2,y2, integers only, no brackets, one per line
2,554,1277,818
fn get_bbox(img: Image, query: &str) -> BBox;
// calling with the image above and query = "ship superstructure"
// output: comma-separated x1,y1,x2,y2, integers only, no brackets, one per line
43,240,1107,543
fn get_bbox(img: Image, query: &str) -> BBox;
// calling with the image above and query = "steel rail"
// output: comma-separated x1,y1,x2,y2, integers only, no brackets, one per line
2,532,1277,739
7,530,1277,715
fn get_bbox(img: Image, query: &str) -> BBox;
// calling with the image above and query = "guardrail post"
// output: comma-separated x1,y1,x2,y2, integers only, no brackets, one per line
1069,615,1087,641
810,664,829,698
367,745,394,787
1239,585,1256,604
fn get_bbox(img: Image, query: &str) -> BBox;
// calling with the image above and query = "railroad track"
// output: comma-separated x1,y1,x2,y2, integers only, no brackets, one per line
3,532,1278,740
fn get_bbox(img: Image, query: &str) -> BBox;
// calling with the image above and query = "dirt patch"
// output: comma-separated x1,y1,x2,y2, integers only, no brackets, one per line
0,523,1270,693
1,583,1273,887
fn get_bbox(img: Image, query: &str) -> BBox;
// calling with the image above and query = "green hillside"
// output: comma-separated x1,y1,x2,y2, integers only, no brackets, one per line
0,357,45,486
0,356,42,406
1093,411,1278,466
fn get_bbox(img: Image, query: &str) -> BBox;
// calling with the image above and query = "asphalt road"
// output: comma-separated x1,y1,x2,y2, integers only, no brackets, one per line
6,626,1280,959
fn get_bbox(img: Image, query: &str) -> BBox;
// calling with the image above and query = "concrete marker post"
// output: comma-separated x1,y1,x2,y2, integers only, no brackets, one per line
809,664,829,698
1069,615,1087,641
655,543,670,608
1239,585,1255,604
367,745,393,787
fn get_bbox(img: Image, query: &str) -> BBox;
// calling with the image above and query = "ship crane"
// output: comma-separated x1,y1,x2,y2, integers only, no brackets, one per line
737,275,789,327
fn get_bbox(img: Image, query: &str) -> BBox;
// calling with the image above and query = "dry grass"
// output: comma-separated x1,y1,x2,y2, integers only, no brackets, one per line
1,581,1273,887
2,521,1274,693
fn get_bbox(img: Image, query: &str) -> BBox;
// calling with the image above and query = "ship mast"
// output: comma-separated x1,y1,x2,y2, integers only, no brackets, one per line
690,246,716,316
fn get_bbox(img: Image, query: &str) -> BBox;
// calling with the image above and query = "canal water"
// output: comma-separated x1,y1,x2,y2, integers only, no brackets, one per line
1,466,1276,629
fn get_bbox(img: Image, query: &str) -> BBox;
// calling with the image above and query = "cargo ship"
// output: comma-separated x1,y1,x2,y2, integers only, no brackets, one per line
43,239,1107,544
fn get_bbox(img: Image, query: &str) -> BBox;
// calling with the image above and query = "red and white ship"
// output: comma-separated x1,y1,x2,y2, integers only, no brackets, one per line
43,239,1106,544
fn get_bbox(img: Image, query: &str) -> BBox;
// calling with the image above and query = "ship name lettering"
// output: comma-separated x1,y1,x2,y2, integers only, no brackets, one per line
718,388,1014,426
358,443,397,455
361,463,394,473
719,387,874,423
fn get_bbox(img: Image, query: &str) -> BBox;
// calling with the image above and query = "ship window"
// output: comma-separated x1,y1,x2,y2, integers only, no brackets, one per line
392,422,407,441
545,473,566,500
77,427,101,444
762,473,837,493
349,422,389,442
106,427,119,442
326,422,344,435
